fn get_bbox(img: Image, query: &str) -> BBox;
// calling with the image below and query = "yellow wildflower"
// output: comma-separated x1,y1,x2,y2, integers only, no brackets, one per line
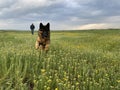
117,80,120,83
41,69,46,73
55,88,58,90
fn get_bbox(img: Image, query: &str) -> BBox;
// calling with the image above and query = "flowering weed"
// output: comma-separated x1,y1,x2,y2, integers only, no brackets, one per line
0,30,120,90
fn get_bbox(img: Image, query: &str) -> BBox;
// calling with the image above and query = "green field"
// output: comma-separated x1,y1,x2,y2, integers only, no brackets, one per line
0,30,120,90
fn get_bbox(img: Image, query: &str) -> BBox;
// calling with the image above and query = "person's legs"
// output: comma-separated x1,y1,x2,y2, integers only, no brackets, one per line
31,30,34,35
32,29,34,34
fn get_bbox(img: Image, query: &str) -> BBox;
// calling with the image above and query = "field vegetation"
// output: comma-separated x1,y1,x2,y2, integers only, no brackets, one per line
0,29,120,90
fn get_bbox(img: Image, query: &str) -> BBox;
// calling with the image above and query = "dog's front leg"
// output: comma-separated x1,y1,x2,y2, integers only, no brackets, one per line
45,44,50,52
35,41,39,49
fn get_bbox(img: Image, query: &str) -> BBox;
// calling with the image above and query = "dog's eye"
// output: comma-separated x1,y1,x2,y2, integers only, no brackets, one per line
40,29,43,31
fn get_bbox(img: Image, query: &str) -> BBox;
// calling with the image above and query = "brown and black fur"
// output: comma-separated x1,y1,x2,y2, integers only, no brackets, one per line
35,23,50,52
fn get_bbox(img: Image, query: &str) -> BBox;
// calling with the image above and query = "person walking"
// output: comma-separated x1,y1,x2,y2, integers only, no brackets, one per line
30,23,35,35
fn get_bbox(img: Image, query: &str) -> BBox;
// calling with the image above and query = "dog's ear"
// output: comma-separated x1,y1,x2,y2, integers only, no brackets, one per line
46,23,50,30
40,23,43,29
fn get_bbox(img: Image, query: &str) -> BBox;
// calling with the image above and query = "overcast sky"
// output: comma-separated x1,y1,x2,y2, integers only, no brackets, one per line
0,0,120,30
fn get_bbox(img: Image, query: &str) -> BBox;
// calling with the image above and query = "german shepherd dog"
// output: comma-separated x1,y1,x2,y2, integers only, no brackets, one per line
35,23,50,52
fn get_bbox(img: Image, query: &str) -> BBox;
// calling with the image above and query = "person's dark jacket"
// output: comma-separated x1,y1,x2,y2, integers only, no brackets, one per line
30,24,35,30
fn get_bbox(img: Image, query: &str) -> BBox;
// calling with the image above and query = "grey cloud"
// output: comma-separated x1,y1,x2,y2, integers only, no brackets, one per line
0,0,120,30
86,0,120,16
0,0,16,8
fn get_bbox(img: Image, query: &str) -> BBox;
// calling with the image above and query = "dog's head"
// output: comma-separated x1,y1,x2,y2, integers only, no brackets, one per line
38,23,50,38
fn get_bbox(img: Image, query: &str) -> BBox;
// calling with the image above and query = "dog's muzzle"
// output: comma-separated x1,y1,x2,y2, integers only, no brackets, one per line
42,31,48,38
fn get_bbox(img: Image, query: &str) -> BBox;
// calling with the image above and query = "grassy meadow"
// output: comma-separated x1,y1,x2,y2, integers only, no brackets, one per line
0,29,120,90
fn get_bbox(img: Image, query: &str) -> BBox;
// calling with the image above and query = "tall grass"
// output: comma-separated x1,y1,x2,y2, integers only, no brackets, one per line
0,30,120,90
